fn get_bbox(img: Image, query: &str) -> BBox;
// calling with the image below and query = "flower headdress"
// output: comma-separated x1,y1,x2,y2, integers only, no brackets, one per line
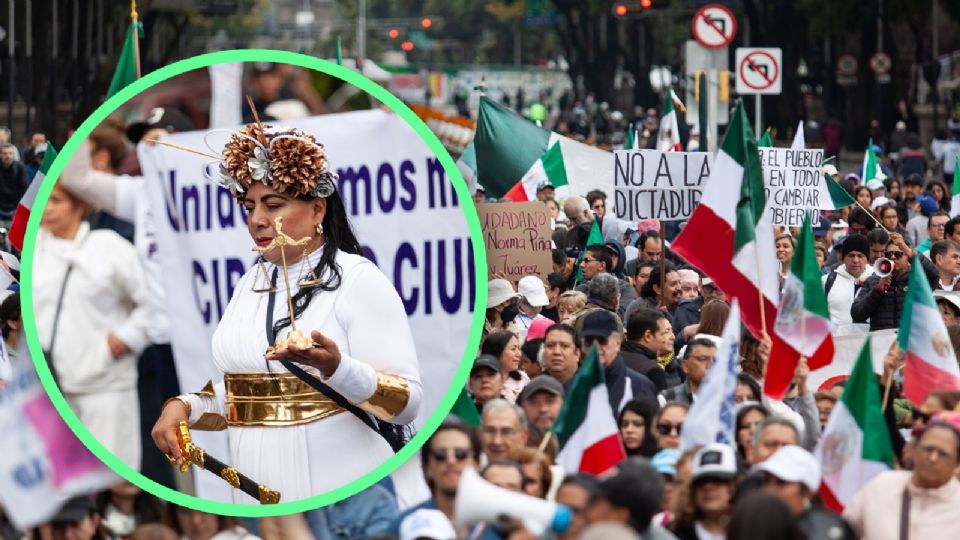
208,123,338,200
149,98,339,201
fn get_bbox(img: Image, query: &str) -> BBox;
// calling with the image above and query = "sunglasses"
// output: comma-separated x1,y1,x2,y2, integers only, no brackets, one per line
885,251,905,259
656,422,683,436
430,448,471,462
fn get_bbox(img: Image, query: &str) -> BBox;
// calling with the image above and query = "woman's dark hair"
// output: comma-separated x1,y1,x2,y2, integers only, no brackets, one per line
481,331,518,363
640,260,678,300
884,178,902,201
166,504,238,537
927,179,952,212
270,189,362,339
727,491,804,540
0,292,19,339
853,185,872,202
618,397,660,457
736,373,763,403
521,338,543,365
95,488,163,531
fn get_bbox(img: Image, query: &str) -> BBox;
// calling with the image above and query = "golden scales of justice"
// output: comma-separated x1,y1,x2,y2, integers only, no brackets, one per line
253,215,322,351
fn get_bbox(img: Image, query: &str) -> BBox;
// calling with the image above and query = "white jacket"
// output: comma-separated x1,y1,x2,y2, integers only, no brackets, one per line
823,264,874,326
33,222,150,394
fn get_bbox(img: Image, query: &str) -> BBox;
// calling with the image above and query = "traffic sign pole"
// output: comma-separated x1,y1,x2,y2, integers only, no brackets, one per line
708,68,719,154
755,95,761,143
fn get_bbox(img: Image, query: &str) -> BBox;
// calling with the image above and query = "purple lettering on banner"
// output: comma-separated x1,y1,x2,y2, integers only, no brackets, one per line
394,242,418,314
399,159,417,211
21,393,107,487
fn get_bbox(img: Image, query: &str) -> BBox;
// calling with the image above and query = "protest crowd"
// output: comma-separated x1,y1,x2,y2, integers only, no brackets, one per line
3,9,960,540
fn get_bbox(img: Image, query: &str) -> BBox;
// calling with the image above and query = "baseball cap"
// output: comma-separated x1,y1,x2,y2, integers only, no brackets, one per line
127,107,194,144
756,445,821,492
400,509,457,540
487,278,520,309
821,164,839,177
691,443,737,482
871,196,891,210
518,276,549,307
518,374,564,404
471,354,502,375
536,180,554,193
866,178,885,191
917,194,938,216
814,216,833,238
526,317,554,341
934,290,960,316
581,310,619,338
651,449,680,477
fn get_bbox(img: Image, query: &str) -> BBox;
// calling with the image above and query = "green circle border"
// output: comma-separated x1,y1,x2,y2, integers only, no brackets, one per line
21,49,487,516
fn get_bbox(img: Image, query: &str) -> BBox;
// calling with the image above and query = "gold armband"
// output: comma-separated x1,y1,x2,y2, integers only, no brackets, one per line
171,380,228,432
357,373,411,421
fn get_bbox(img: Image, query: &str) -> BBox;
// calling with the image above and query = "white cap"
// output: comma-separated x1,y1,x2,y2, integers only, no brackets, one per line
400,509,457,540
692,443,737,481
871,196,891,210
756,445,821,492
866,178,886,191
934,290,960,316
487,279,520,309
821,164,839,177
517,275,549,307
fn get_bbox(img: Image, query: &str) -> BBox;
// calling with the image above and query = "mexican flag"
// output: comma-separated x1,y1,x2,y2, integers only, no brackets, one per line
657,90,684,152
10,145,57,251
474,97,612,199
671,101,781,362
823,172,857,210
758,130,773,148
503,143,569,202
106,21,143,98
898,256,960,404
552,345,626,475
816,337,895,511
950,158,960,218
860,138,886,184
769,214,835,397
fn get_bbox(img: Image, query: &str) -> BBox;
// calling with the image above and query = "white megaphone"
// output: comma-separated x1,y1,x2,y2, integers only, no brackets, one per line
455,467,572,535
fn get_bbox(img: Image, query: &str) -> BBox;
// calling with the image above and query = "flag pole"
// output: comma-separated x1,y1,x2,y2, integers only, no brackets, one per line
755,234,768,338
852,199,886,230
131,1,141,79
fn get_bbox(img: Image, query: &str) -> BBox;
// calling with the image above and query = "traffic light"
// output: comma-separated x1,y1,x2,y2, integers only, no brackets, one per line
694,70,703,102
401,41,414,51
614,4,628,16
719,71,730,103
388,28,399,39
421,17,432,28
640,0,652,7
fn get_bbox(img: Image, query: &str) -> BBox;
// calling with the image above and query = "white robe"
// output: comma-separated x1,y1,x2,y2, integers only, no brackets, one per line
185,247,421,503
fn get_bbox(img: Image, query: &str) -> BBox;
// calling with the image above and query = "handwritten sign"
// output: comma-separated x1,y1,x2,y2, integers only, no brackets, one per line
478,202,553,282
613,150,713,221
758,147,825,226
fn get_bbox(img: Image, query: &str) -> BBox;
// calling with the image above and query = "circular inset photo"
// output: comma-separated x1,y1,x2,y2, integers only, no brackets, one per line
22,50,485,514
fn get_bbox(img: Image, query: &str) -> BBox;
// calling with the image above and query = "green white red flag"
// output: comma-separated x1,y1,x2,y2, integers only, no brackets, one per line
657,90,684,152
769,213,835,396
503,143,569,202
552,345,626,475
10,145,58,251
859,138,886,184
816,337,895,511
898,256,960,403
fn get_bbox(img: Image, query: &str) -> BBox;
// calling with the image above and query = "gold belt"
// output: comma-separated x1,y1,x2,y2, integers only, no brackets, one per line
224,372,345,427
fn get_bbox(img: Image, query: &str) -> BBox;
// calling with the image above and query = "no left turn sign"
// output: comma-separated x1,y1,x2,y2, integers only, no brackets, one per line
692,4,737,49
735,47,782,95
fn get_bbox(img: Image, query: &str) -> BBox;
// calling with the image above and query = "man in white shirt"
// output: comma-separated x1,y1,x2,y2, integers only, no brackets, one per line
930,240,960,291
823,234,873,326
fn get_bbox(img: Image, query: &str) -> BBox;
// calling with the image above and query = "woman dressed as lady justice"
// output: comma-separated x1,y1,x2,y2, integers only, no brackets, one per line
151,119,421,503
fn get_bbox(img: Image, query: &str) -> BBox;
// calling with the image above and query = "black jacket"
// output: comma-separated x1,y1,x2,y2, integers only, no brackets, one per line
851,255,938,331
0,161,30,214
672,296,703,352
565,356,657,418
620,341,668,391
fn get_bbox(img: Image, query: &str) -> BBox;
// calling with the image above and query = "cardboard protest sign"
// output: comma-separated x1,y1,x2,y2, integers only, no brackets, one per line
758,147,825,226
478,202,553,282
613,150,713,222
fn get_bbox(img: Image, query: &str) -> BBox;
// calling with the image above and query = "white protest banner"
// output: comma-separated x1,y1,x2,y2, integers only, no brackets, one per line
612,149,712,222
758,147,825,227
0,348,118,529
139,110,475,502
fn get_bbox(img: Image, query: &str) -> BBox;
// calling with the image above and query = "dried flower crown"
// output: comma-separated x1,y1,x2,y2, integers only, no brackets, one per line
204,123,338,200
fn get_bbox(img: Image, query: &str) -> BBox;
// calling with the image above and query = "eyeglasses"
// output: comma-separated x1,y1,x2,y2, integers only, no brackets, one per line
884,251,905,259
583,336,610,347
656,423,683,436
582,257,598,264
430,447,471,462
931,223,947,229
